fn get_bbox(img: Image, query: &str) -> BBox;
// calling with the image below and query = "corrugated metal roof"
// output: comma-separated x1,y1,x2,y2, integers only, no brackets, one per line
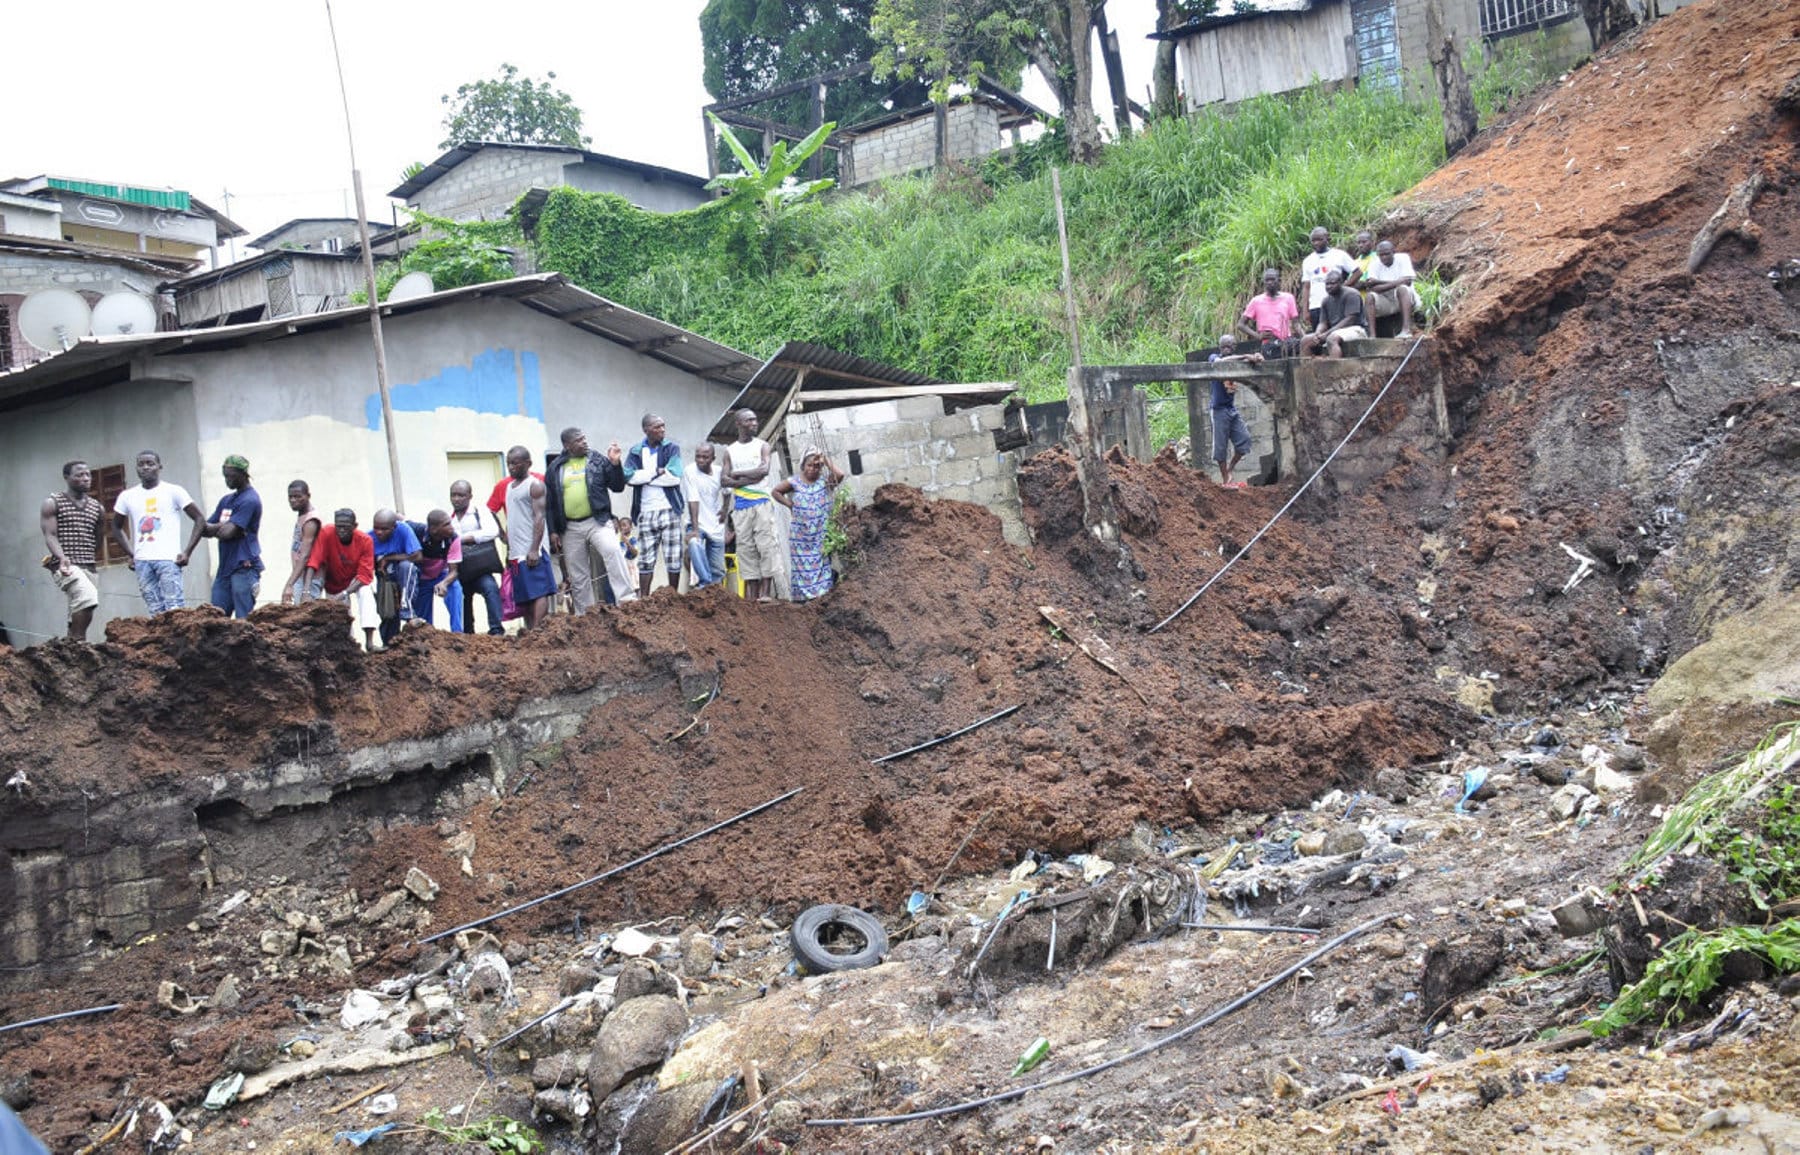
0,273,761,410
706,341,1012,441
389,142,710,201
1149,0,1330,39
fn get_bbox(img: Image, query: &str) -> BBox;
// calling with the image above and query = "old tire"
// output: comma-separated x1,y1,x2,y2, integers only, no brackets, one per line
791,905,888,973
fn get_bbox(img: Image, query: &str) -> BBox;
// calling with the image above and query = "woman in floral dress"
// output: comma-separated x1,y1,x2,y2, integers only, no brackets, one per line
772,449,844,601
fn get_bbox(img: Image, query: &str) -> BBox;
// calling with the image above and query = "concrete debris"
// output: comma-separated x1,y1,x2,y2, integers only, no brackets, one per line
358,890,409,926
1550,893,1607,937
259,928,298,956
534,1087,592,1123
341,991,386,1030
403,867,440,903
217,890,252,916
1549,783,1595,819
610,926,670,958
156,981,202,1016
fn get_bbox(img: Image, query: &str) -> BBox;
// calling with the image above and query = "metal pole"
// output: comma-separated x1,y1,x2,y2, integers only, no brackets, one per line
324,0,405,512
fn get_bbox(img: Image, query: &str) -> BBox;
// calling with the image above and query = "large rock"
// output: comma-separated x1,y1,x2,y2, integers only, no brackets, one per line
587,995,688,1102
614,959,679,1004
1420,927,1506,1013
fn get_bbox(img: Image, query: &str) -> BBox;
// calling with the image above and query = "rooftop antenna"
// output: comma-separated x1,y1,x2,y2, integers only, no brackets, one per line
92,292,159,336
18,290,93,353
323,0,405,511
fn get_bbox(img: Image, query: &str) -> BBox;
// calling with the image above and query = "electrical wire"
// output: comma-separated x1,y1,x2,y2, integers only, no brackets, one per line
1149,338,1426,634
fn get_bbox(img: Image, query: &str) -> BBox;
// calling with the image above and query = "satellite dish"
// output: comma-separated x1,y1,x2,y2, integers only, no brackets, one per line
18,290,93,353
388,272,435,302
92,292,159,336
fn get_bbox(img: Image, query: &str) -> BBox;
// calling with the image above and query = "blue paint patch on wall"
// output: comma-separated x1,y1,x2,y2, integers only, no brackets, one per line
365,349,543,430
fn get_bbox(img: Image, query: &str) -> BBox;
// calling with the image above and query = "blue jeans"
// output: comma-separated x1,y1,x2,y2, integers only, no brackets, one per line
460,571,504,634
211,567,260,619
690,531,726,586
412,575,464,633
136,559,184,613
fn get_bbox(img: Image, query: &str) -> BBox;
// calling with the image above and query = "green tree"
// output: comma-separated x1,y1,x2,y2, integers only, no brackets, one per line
440,64,589,151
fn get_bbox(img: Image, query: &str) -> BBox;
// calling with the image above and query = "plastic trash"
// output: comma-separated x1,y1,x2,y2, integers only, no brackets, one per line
1537,1064,1570,1084
340,990,384,1029
906,891,930,917
334,1122,399,1147
1455,767,1488,813
1011,1037,1050,1077
1069,854,1114,882
202,1072,243,1111
1387,1045,1437,1072
366,1093,398,1115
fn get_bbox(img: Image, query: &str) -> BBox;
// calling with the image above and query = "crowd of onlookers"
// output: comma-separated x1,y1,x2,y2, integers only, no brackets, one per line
38,408,845,648
1203,226,1424,487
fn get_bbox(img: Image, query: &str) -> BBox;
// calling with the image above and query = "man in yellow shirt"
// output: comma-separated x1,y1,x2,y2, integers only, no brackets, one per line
543,426,636,612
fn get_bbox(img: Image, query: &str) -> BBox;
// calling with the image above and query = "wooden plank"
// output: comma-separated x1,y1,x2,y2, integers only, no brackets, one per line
770,360,940,391
793,383,1014,403
1083,362,1281,386
1038,606,1150,704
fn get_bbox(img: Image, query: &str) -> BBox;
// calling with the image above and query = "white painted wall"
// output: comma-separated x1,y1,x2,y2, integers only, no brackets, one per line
0,380,206,645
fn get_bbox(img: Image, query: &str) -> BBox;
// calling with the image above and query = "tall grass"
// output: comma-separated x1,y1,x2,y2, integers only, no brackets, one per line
537,74,1480,422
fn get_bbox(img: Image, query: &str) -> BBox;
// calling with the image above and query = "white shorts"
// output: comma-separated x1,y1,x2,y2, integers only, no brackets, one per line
1370,285,1421,317
54,566,100,613
331,584,381,630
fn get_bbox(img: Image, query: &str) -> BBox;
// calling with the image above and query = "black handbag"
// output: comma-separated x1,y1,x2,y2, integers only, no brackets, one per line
374,573,400,620
461,539,503,579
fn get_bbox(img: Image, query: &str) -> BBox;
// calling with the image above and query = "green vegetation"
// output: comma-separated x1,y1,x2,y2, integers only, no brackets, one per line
1589,922,1800,1037
415,1109,543,1153
439,63,588,151
1586,720,1800,1036
520,53,1566,442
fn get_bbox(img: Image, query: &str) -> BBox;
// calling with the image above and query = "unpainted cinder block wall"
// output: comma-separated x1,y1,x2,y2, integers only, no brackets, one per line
783,396,1030,546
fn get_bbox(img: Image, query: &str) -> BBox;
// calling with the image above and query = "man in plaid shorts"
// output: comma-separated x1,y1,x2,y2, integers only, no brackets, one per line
622,413,687,596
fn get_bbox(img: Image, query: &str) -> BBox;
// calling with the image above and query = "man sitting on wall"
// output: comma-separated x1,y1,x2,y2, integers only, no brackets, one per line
1238,268,1301,359
1361,240,1421,339
1299,268,1368,358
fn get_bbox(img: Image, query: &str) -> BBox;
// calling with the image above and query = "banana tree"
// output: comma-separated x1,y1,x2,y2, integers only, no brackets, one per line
705,112,837,216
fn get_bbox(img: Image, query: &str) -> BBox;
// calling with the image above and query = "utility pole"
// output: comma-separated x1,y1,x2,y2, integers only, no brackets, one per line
324,0,405,512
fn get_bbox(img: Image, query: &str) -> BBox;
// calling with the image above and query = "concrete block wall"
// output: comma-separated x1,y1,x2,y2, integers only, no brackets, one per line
1190,383,1278,477
848,103,1005,187
784,396,1030,546
1395,0,1590,94
410,146,577,222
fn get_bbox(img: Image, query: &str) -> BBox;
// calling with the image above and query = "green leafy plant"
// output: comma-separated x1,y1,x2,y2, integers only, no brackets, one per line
822,486,858,565
1587,921,1800,1036
351,210,520,304
1697,784,1800,911
416,1109,543,1153
705,112,837,214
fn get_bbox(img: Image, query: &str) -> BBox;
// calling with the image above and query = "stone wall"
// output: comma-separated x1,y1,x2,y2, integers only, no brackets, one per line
847,102,1004,187
783,395,1030,546
409,146,579,222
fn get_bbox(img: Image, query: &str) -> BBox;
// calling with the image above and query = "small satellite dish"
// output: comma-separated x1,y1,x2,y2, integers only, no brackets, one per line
388,272,435,302
18,289,93,353
92,292,159,336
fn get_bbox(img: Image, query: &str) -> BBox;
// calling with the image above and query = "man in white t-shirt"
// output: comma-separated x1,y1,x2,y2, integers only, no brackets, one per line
720,408,778,603
682,443,726,588
1300,227,1357,328
1360,240,1421,338
110,449,206,615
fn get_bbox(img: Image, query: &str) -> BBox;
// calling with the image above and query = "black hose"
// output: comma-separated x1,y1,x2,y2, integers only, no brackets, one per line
420,787,804,944
0,1004,123,1035
872,704,1023,764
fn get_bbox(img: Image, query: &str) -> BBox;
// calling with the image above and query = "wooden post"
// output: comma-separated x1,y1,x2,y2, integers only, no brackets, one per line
808,82,827,180
1094,5,1134,140
934,102,949,166
1052,168,1117,543
702,113,719,181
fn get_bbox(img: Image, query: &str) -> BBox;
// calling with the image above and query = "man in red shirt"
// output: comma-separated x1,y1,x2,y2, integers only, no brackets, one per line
304,508,381,651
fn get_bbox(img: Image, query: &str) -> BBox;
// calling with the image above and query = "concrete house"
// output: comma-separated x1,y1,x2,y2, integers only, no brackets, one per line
0,274,760,645
0,175,246,369
1151,0,1617,108
839,80,1047,189
390,142,712,222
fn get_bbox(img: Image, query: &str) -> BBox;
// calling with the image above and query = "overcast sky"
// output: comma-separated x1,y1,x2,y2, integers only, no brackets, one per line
6,0,1158,255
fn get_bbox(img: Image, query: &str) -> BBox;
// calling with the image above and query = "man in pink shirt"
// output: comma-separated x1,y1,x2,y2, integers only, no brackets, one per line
1239,268,1300,358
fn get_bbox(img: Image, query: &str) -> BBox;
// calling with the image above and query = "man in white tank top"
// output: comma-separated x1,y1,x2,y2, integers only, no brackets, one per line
720,409,779,602
503,446,554,629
